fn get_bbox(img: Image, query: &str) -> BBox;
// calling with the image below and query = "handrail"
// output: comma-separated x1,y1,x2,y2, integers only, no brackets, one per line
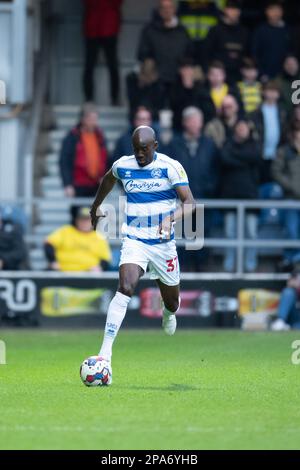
1,197,300,275
23,27,50,232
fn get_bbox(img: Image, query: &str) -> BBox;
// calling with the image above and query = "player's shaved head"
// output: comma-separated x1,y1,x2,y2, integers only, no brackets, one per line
132,126,158,167
132,125,156,145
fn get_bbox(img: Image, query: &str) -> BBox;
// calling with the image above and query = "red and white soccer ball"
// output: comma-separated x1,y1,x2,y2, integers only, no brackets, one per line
80,356,112,386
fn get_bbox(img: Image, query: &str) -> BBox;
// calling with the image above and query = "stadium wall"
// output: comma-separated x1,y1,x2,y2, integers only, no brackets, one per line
0,272,287,329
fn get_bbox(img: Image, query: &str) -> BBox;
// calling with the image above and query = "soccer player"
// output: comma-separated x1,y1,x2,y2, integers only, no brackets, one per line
90,126,195,382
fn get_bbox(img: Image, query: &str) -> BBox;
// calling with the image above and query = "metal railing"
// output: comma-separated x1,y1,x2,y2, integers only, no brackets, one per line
1,197,300,276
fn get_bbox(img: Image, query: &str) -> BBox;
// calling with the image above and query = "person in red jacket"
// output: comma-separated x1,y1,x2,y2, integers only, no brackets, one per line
82,0,123,105
59,102,108,199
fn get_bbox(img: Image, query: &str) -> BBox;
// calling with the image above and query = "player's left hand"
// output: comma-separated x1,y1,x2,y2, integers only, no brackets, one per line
158,216,173,241
90,206,106,231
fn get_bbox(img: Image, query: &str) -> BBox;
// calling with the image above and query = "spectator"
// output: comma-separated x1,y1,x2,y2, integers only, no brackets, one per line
112,106,154,163
170,57,215,131
252,1,291,81
237,57,262,115
164,106,220,271
271,270,300,330
204,0,248,83
166,106,220,199
126,59,164,122
278,55,300,116
137,0,192,106
178,0,221,65
272,121,300,267
220,120,261,272
249,81,286,183
204,94,240,148
205,60,242,115
59,103,108,199
82,0,123,105
0,212,27,270
44,207,111,272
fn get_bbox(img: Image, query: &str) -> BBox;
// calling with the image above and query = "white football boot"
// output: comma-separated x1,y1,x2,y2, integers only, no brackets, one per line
162,298,180,336
270,319,291,332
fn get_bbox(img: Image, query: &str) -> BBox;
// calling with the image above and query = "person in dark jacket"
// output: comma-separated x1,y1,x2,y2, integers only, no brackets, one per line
278,55,300,117
164,106,220,271
252,1,291,81
220,120,261,272
272,121,300,266
59,102,108,199
178,0,221,65
248,81,286,183
82,0,123,104
112,106,154,163
0,215,27,271
137,0,192,106
204,0,248,83
126,59,164,123
170,57,216,131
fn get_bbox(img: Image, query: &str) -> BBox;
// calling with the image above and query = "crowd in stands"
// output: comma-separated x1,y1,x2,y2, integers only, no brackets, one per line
3,0,300,277
60,0,300,274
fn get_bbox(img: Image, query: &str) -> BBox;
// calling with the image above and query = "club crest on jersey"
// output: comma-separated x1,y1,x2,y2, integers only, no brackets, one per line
151,168,162,179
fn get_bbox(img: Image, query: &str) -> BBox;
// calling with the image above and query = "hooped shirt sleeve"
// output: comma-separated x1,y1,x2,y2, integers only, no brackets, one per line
111,158,121,179
168,160,189,187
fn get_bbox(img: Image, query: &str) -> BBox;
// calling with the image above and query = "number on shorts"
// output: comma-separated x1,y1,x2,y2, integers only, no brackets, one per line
166,256,178,272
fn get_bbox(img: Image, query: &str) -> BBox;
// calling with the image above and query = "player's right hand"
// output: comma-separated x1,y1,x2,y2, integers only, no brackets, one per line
90,206,106,231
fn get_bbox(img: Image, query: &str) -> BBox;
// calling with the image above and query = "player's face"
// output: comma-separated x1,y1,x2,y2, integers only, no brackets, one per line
133,140,157,167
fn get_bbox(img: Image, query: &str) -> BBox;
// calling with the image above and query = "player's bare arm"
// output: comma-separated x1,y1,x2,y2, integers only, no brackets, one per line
90,169,117,230
158,185,196,240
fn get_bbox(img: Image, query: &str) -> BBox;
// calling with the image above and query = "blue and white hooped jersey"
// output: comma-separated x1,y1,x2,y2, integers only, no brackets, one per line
112,152,189,245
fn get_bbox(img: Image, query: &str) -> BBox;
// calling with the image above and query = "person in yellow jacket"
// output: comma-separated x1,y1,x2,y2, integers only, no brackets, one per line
44,206,111,272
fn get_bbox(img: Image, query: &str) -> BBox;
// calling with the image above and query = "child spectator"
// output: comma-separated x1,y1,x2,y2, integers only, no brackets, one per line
238,58,262,115
206,61,241,115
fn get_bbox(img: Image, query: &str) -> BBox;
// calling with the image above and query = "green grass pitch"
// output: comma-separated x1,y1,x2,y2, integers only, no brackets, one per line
0,329,300,450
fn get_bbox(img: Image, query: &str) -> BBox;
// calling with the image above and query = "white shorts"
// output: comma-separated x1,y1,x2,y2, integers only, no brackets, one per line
119,237,180,286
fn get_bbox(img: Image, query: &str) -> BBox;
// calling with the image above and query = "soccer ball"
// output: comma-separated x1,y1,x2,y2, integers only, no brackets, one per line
80,356,112,386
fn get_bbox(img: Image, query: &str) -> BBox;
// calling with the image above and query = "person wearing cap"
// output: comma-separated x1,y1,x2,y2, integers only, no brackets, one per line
44,207,111,272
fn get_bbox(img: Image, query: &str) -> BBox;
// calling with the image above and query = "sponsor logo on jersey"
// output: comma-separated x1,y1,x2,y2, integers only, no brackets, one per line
125,180,161,192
